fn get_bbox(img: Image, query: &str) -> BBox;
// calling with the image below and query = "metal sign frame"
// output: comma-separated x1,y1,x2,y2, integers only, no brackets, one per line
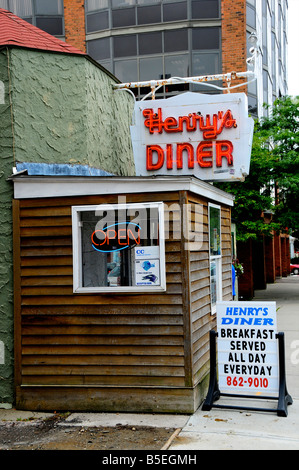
113,33,259,101
202,330,293,417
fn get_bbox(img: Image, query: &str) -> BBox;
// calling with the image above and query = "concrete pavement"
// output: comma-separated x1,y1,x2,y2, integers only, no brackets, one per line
168,275,299,450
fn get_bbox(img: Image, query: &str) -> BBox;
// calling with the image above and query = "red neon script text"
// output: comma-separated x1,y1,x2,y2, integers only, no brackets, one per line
143,108,237,140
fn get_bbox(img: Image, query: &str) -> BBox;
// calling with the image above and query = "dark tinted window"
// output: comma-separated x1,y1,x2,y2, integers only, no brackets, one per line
36,17,63,35
112,7,135,27
137,5,161,24
114,35,137,57
192,0,219,19
86,11,109,32
192,27,220,50
88,37,111,60
139,32,162,55
164,29,188,52
246,4,256,28
163,2,187,21
35,0,63,15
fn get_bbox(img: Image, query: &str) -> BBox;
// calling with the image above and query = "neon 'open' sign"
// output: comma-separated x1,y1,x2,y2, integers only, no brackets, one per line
91,222,141,253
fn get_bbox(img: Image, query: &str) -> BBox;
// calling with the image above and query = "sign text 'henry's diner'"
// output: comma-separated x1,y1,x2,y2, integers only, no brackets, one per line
131,92,254,182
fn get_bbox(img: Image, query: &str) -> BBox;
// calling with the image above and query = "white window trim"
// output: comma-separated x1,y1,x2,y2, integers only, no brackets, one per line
72,202,166,293
208,202,222,314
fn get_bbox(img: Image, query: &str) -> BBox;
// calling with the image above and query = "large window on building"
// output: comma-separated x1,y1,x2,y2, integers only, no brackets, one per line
72,202,166,293
84,0,222,98
85,0,220,33
87,25,221,98
0,0,64,36
209,203,222,314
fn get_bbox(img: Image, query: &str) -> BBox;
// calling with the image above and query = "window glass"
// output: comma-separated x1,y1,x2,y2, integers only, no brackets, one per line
165,54,188,77
246,4,256,28
192,27,220,50
137,0,160,3
10,0,32,16
209,204,222,313
210,259,217,307
112,0,136,6
192,52,220,91
36,17,63,35
86,0,109,11
137,5,161,24
114,35,137,57
248,95,258,116
140,56,163,80
112,7,136,27
72,203,165,292
192,52,219,75
86,11,109,32
35,0,63,15
163,2,187,22
115,58,138,82
164,54,189,93
139,31,162,55
191,0,219,19
209,205,221,256
263,69,269,106
87,37,111,61
164,29,188,52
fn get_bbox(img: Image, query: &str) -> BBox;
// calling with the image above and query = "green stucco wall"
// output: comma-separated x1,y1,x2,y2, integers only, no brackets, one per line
0,46,135,406
0,49,14,406
9,48,135,174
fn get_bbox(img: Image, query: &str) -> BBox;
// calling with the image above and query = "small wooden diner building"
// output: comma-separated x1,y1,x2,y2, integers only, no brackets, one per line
11,171,234,413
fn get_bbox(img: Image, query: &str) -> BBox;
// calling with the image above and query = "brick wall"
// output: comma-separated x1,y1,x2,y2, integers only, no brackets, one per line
64,0,86,53
221,0,247,94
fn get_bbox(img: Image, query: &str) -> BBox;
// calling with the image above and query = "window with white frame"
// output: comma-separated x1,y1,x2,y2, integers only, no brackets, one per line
209,203,222,314
72,202,166,293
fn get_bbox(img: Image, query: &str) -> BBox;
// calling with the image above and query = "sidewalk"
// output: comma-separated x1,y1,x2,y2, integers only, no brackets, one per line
1,276,298,450
168,275,299,450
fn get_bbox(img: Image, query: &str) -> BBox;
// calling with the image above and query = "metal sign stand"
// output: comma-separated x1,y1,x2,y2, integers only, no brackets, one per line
202,330,293,417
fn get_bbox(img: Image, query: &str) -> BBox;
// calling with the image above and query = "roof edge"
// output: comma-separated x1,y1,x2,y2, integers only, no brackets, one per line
9,174,235,206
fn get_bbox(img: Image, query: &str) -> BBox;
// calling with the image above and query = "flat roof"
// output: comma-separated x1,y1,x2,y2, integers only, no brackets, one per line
9,174,234,206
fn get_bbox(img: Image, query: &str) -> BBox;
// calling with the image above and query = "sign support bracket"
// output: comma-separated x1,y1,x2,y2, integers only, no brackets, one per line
202,330,293,417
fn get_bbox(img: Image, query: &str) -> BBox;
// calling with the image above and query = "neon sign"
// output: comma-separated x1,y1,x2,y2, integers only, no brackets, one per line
144,107,236,171
130,92,254,182
91,222,141,253
143,108,237,138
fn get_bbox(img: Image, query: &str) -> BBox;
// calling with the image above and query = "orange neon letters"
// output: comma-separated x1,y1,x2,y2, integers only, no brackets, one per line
216,140,234,167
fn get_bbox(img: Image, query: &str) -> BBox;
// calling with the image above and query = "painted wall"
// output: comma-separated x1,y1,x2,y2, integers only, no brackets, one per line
9,48,135,174
0,49,14,406
0,46,135,406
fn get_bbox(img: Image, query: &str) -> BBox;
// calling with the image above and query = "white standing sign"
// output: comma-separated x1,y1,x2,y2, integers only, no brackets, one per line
131,92,254,182
216,301,279,397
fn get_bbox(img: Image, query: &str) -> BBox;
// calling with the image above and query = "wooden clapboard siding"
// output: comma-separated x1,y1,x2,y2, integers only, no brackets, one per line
14,189,232,412
187,194,232,386
186,193,214,386
15,192,188,398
